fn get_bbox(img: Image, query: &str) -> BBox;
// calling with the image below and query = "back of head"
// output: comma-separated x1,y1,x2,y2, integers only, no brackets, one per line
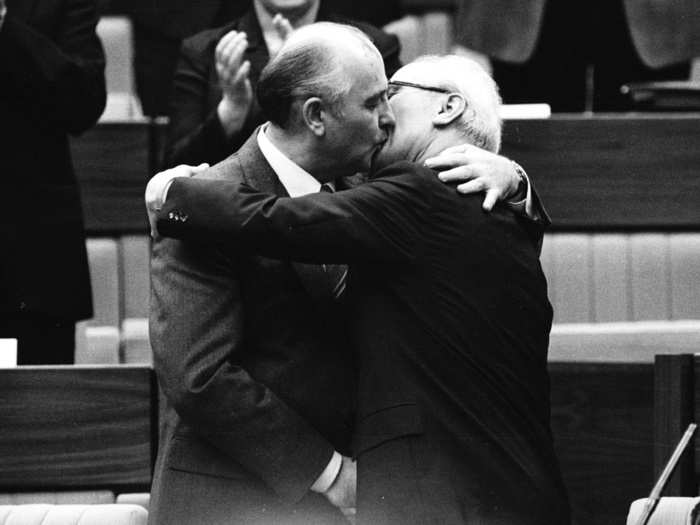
413,55,502,152
256,22,380,129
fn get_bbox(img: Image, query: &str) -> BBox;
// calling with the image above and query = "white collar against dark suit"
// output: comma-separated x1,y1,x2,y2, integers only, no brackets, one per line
257,124,333,197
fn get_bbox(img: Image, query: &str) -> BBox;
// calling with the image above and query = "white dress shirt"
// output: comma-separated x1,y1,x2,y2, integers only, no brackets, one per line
257,125,343,494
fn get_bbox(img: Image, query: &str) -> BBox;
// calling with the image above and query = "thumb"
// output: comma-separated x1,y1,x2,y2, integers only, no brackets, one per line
482,188,499,211
272,13,294,40
193,163,210,174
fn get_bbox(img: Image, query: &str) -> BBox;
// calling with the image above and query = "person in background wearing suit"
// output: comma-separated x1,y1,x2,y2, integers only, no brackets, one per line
120,0,402,116
0,0,105,364
163,0,402,169
148,24,570,524
147,22,538,525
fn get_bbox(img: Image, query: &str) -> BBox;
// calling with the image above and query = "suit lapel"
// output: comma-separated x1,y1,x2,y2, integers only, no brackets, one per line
236,129,343,302
236,130,287,196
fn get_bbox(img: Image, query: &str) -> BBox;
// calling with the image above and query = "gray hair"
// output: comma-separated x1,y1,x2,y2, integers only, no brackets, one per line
257,22,378,128
411,55,502,152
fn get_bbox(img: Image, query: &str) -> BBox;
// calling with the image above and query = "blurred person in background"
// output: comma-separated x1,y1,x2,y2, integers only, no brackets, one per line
455,0,693,111
120,0,402,117
0,0,106,364
162,0,402,169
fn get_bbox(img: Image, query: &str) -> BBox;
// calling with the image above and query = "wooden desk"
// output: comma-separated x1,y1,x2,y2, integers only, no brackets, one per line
0,366,156,492
70,115,700,234
501,114,700,230
71,121,154,235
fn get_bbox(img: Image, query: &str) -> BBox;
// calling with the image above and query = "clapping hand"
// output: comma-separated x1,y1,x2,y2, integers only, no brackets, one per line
215,30,253,136
0,0,7,31
272,13,294,41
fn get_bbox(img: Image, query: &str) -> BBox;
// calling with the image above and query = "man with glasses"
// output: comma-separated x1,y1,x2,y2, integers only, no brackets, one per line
148,23,569,524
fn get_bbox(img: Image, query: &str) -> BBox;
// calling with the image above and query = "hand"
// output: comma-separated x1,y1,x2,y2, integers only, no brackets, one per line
323,456,356,521
424,144,521,211
0,0,7,32
272,13,294,41
215,30,253,136
145,163,209,237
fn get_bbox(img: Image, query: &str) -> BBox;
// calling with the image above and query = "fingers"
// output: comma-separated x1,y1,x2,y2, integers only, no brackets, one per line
438,143,479,156
436,165,478,183
455,178,486,195
482,188,499,211
427,143,482,161
193,163,210,174
425,151,481,171
272,13,294,40
215,31,248,81
232,60,251,87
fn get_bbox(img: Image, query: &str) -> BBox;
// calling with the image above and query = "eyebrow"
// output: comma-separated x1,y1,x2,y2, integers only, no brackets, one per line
365,89,387,104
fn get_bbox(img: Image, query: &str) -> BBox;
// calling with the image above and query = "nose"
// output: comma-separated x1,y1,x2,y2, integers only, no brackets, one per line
378,97,395,134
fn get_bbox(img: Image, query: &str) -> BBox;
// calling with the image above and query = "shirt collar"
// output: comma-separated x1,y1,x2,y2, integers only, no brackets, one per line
257,124,323,197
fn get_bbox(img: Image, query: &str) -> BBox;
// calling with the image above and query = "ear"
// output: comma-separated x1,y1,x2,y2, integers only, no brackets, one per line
300,97,326,137
432,93,467,127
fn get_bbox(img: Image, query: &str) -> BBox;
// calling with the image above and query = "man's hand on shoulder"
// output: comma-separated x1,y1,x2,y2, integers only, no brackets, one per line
145,163,209,238
424,144,523,211
323,455,357,523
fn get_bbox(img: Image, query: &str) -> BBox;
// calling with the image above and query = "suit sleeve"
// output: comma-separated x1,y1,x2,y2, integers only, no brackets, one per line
164,35,259,168
158,162,432,263
0,0,106,134
149,237,335,502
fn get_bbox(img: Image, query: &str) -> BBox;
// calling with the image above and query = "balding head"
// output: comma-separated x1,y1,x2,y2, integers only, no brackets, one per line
257,22,382,129
374,54,502,170
406,55,502,152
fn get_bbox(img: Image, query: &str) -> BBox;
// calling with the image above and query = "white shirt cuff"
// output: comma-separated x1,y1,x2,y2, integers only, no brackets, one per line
161,178,176,208
310,450,342,493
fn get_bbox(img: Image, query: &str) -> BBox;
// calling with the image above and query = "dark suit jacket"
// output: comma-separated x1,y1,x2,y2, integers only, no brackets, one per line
455,0,699,68
158,162,571,524
164,6,401,168
0,0,105,322
149,134,355,525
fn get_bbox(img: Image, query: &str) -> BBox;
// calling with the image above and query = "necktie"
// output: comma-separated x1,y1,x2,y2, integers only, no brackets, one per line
319,183,347,299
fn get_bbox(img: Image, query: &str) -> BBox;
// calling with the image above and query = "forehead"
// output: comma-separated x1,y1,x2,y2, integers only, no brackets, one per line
390,61,436,84
346,51,387,96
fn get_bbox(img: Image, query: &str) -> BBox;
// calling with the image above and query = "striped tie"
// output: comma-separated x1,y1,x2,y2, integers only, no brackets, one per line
319,182,347,299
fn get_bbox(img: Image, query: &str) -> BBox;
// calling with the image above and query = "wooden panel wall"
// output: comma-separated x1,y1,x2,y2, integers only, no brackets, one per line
71,122,152,234
549,362,655,525
0,366,155,492
501,114,700,230
542,233,700,323
70,116,700,234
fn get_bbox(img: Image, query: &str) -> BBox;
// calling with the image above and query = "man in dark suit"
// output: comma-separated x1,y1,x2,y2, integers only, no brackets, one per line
147,23,536,525
120,0,402,116
163,0,401,169
149,27,570,524
0,0,105,364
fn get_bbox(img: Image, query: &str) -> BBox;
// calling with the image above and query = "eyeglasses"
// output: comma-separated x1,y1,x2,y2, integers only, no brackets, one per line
387,80,452,99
